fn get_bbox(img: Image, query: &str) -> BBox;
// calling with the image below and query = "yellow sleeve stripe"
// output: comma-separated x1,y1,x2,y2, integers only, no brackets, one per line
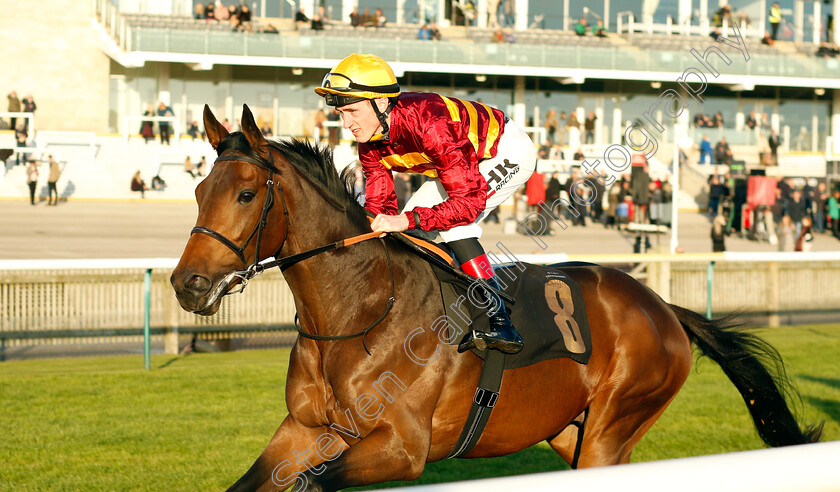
380,152,433,170
462,101,480,155
476,101,501,158
439,95,461,122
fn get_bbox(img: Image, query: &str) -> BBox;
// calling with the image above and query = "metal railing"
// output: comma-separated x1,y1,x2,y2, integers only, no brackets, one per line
3,252,839,362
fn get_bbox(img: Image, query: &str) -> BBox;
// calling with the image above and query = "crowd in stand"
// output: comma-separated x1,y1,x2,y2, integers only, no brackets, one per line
707,174,840,251
194,1,252,31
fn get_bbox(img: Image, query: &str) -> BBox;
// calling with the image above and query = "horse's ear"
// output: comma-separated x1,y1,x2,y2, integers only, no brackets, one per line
240,104,270,162
203,104,229,151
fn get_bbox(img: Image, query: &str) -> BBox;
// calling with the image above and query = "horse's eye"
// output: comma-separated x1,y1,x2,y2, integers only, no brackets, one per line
238,191,256,203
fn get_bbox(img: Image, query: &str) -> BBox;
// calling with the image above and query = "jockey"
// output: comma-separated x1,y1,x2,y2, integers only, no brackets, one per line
315,53,536,355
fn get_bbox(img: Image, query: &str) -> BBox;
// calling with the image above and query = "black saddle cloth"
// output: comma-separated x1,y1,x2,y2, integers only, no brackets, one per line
434,262,593,369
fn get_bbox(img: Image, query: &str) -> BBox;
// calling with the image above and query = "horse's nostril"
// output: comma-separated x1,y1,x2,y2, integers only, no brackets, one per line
185,275,212,296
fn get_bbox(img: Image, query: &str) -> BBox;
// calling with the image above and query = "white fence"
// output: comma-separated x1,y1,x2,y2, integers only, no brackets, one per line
387,441,840,492
2,252,840,357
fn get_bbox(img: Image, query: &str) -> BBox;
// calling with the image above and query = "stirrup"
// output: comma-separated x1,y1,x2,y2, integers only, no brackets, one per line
458,326,524,355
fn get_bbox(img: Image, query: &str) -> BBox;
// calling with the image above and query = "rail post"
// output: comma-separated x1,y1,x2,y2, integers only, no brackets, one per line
706,260,714,319
144,268,152,370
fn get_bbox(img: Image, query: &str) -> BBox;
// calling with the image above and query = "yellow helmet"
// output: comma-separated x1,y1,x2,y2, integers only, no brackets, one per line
315,53,400,107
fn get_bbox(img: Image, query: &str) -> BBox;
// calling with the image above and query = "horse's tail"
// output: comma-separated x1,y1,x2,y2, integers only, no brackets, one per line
668,303,823,447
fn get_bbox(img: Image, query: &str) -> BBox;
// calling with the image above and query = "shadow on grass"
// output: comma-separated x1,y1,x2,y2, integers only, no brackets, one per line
348,445,569,490
799,375,840,392
157,353,192,369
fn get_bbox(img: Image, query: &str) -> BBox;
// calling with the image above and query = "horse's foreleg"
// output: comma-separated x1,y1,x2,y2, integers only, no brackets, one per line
226,415,329,492
303,423,430,491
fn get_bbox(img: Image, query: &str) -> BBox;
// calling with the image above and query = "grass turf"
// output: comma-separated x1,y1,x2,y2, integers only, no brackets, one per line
1,325,838,491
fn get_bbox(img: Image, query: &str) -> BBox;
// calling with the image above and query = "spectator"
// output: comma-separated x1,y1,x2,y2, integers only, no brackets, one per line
26,160,39,205
428,22,442,40
21,94,36,132
311,13,324,30
238,4,251,30
197,156,206,176
216,1,230,20
14,128,30,165
185,156,197,179
594,19,607,37
151,174,167,190
714,137,732,164
362,8,375,27
787,189,807,238
487,0,500,28
503,27,516,43
796,216,814,251
828,189,840,238
575,18,589,36
567,111,581,145
708,175,723,217
768,130,781,165
710,27,722,41
193,3,205,19
47,155,60,206
537,139,553,159
584,111,597,144
349,7,361,27
418,23,431,40
810,182,828,233
295,8,309,29
493,28,505,43
777,215,795,251
187,120,202,140
7,90,20,131
714,111,724,128
544,109,558,144
761,31,774,45
757,132,772,165
711,214,727,252
157,101,174,145
227,4,239,26
816,42,837,57
769,2,782,41
699,136,713,164
375,7,387,27
713,4,731,28
556,111,567,146
141,104,155,143
746,111,757,129
131,171,148,198
260,122,273,136
205,2,217,20
573,147,585,161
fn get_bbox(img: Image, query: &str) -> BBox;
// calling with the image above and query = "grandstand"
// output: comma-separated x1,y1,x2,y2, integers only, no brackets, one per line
2,0,840,204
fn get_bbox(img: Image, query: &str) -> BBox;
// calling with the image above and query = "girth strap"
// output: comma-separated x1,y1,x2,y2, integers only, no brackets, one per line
446,350,505,459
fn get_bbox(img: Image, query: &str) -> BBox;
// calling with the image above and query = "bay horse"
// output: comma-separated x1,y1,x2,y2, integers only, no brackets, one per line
171,105,821,492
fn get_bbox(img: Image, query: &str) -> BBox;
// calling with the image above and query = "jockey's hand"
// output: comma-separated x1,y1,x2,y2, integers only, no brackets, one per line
371,213,409,234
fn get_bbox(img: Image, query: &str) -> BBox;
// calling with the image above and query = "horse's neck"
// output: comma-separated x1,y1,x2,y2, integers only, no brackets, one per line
280,179,394,338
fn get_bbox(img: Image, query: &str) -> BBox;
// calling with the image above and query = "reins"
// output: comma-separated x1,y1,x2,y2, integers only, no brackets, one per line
191,146,396,354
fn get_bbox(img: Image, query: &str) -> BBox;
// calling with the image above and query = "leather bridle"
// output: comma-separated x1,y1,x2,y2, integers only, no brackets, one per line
190,151,290,294
189,146,395,354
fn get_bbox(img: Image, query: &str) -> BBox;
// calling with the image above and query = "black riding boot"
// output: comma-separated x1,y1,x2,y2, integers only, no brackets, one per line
457,276,524,354
447,238,524,355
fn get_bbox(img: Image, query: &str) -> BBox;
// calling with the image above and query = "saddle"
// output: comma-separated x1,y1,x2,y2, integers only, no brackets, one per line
392,231,593,458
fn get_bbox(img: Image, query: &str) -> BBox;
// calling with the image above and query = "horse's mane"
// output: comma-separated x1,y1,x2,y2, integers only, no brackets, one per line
220,133,366,218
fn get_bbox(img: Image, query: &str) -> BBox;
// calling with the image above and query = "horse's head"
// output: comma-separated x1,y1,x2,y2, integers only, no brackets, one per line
170,104,289,315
